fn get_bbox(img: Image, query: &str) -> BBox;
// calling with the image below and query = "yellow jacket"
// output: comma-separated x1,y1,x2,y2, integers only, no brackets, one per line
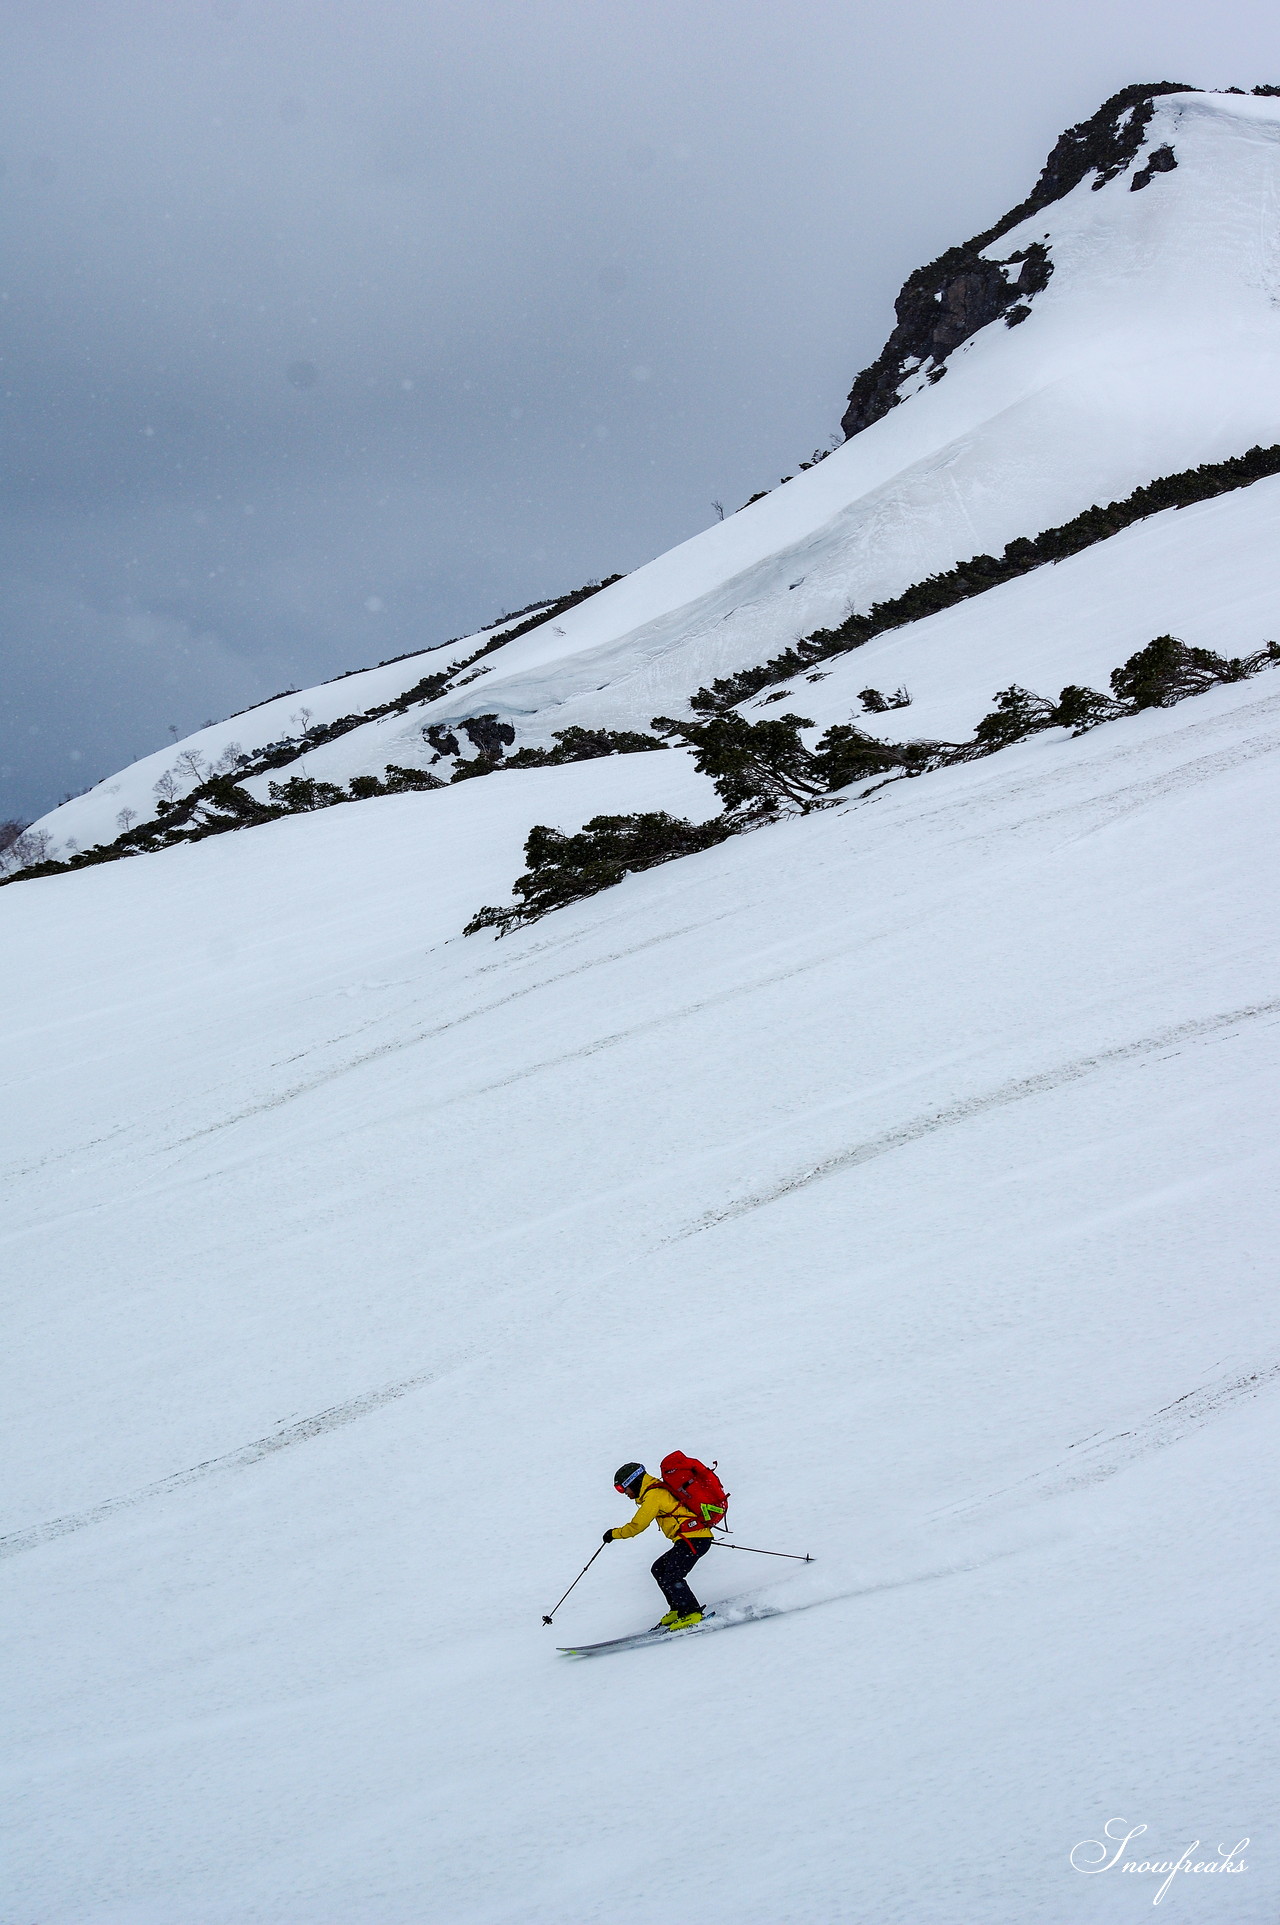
611,1473,713,1543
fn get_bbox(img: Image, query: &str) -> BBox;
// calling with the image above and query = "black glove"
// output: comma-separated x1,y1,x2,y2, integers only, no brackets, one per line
602,1529,614,1544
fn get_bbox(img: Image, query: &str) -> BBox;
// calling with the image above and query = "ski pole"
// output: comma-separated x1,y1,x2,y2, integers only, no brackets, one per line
541,1543,607,1624
715,1541,813,1562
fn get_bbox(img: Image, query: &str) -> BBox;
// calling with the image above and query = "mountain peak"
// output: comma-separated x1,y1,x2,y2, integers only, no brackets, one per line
17,82,1280,875
839,81,1194,438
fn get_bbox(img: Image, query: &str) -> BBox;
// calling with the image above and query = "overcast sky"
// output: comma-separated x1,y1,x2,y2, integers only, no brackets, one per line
3,0,1277,822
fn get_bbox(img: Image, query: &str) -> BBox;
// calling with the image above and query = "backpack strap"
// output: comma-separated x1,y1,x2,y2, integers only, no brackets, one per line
652,1481,702,1536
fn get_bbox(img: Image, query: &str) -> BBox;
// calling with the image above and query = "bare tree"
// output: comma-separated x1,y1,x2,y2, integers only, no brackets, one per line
153,769,179,804
0,818,26,854
291,706,314,735
212,740,245,774
173,748,206,785
6,827,53,870
711,500,724,521
116,807,137,833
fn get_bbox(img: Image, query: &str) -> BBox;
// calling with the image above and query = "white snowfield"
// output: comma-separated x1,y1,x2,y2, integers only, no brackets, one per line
2,674,1277,1922
4,84,1278,1924
29,88,1280,856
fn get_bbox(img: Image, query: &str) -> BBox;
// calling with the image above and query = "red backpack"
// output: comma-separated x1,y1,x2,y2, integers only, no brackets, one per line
659,1452,729,1536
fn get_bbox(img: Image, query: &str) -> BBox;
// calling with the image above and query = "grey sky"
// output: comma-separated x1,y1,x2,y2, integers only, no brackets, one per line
3,0,1277,822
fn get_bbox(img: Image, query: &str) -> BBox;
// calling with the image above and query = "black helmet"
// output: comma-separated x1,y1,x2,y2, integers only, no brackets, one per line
614,1462,645,1493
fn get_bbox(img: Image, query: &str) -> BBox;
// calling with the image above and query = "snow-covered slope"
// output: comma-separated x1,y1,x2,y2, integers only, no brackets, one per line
26,87,1280,859
3,673,1277,1921
16,604,550,863
4,83,1279,1923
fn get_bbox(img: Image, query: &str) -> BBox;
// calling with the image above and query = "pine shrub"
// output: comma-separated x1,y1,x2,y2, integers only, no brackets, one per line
464,811,733,935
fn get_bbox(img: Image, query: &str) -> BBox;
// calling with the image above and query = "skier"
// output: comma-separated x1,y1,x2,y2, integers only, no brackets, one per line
603,1461,714,1629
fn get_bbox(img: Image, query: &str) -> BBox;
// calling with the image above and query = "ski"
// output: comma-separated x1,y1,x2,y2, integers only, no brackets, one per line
557,1603,778,1658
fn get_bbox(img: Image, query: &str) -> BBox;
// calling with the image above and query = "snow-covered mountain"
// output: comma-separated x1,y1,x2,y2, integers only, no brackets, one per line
3,86,1278,1923
18,84,1280,867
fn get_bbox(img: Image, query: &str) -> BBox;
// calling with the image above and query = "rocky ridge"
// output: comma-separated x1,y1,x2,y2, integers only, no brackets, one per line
839,81,1193,438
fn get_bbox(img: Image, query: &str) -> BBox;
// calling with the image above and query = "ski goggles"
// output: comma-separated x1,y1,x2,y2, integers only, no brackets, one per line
615,1467,645,1493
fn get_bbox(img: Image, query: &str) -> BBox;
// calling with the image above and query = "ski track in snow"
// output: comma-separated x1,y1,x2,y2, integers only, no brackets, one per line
672,994,1280,1239
935,1356,1280,1520
566,1546,1038,1658
6,1001,1275,1566
6,685,1276,1206
165,694,1280,1164
0,1347,479,1561
0,912,735,1192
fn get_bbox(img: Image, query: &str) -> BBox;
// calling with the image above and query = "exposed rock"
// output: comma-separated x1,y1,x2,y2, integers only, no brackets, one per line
425,723,460,760
1130,145,1177,190
840,82,1191,440
460,713,517,759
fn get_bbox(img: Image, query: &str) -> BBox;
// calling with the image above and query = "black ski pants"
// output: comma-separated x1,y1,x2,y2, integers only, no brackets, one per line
652,1536,711,1615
